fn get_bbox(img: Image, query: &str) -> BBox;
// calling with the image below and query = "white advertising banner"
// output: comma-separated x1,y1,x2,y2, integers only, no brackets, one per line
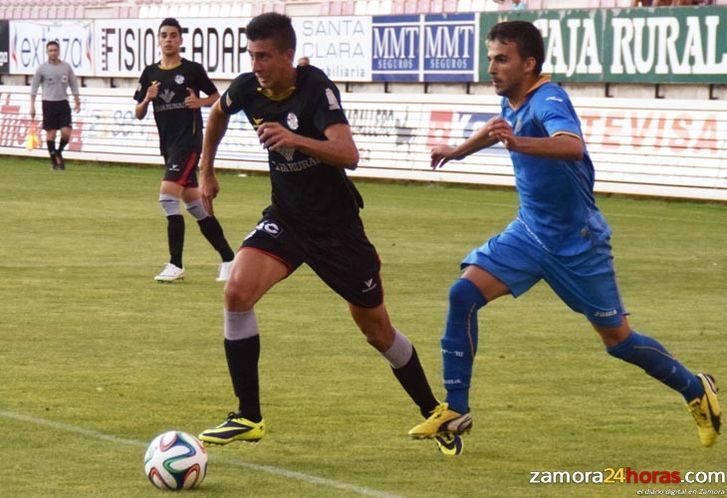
1,86,725,201
9,20,94,76
292,16,372,82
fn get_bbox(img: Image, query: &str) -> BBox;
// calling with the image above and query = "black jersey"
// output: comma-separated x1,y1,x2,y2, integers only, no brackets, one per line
134,58,217,157
220,65,363,231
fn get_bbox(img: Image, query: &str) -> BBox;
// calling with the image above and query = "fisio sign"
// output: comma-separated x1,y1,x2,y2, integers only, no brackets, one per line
94,18,251,79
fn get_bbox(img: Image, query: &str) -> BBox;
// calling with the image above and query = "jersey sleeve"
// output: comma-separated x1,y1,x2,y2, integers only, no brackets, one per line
133,67,150,103
30,66,43,97
195,63,218,97
219,74,246,115
311,82,349,135
534,88,582,140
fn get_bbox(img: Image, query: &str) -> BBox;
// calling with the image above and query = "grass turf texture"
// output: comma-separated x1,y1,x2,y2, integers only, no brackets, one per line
1,156,725,497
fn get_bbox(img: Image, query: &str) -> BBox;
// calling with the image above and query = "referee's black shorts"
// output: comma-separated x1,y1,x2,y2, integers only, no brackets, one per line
241,209,383,308
41,100,72,131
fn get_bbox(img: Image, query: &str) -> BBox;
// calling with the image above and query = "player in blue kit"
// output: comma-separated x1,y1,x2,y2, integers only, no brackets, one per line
409,21,720,447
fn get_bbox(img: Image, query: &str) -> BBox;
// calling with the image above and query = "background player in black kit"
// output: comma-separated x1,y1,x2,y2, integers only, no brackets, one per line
134,18,235,283
197,12,459,455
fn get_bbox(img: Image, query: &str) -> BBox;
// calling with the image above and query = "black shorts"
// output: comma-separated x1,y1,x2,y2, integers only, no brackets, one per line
42,100,72,131
241,211,383,308
162,149,199,187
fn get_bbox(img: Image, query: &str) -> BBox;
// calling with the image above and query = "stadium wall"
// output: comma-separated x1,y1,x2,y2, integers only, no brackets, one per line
1,85,725,201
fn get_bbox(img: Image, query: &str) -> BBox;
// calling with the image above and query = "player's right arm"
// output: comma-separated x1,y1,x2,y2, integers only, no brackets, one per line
134,82,159,120
29,67,42,118
431,116,501,169
199,100,231,215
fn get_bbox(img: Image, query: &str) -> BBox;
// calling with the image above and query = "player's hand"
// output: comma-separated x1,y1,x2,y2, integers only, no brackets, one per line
29,105,35,119
431,145,457,169
198,169,219,216
488,117,518,150
73,99,81,113
184,88,202,109
145,82,160,103
257,122,296,151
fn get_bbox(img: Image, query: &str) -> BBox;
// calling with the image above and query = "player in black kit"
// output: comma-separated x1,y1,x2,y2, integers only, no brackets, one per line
197,12,459,455
134,18,235,283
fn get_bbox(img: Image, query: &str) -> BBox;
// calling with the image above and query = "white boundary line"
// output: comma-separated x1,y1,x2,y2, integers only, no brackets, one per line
0,410,402,498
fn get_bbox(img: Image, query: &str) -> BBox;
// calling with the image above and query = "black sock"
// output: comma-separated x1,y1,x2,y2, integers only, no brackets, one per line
198,216,235,262
46,140,57,158
224,336,262,422
167,214,184,268
392,347,439,418
58,138,69,154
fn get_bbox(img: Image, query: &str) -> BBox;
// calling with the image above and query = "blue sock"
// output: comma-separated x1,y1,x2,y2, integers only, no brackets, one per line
607,331,703,402
442,278,487,414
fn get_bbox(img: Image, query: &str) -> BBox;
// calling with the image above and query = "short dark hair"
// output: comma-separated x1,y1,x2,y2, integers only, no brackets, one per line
246,12,296,52
487,21,544,76
46,41,59,49
159,17,182,36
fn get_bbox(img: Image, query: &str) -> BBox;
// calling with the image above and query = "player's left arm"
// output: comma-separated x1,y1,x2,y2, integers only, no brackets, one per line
185,65,220,109
184,88,220,109
68,66,81,113
256,122,358,170
491,90,585,161
490,118,583,161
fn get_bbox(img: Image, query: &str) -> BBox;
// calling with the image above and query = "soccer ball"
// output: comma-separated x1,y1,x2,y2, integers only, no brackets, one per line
143,431,208,490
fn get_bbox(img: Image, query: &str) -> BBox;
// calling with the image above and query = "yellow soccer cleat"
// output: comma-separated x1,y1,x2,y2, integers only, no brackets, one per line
198,412,266,445
408,402,472,439
687,373,721,447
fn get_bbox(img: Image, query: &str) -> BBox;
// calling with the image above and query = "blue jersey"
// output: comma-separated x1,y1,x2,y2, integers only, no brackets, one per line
500,78,611,256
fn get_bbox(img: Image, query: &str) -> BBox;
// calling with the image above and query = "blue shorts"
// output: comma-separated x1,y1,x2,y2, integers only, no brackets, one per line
462,220,626,327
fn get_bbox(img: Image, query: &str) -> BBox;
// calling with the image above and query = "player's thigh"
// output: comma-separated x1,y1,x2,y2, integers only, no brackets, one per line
461,221,543,299
542,242,626,328
180,187,201,204
305,217,383,309
225,247,290,310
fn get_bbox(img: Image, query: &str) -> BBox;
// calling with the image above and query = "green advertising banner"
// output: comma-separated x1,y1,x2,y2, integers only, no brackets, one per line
479,7,727,83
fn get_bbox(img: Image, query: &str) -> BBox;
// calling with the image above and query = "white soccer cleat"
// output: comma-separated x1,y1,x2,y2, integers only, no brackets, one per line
154,263,185,282
216,261,233,282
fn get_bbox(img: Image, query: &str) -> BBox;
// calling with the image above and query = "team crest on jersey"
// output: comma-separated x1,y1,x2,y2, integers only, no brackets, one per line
286,113,299,130
174,74,185,85
278,147,295,161
61,75,68,83
160,89,175,103
325,88,340,111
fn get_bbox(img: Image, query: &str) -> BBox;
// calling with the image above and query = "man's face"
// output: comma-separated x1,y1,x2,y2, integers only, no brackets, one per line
158,26,182,57
46,44,60,63
247,38,294,91
487,39,532,98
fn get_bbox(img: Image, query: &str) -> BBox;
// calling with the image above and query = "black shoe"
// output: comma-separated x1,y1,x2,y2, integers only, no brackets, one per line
50,155,58,170
57,153,65,170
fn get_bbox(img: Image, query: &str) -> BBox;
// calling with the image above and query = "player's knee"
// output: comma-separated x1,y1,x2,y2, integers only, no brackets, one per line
224,283,258,311
449,278,487,310
361,323,393,352
159,193,181,217
185,199,209,221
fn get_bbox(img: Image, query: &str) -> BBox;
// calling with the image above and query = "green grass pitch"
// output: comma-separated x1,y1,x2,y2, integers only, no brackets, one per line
1,156,725,497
